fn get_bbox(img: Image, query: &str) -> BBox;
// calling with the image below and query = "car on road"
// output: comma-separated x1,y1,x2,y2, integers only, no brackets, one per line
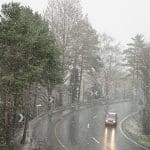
105,112,117,127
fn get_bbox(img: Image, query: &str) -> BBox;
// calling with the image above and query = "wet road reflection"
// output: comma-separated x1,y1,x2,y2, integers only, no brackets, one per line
56,102,145,150
68,111,79,145
103,127,116,150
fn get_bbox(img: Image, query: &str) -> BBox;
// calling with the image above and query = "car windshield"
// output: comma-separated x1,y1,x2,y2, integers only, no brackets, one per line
106,113,116,119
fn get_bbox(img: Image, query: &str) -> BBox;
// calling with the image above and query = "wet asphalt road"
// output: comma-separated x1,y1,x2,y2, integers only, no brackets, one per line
55,101,145,150
32,101,145,150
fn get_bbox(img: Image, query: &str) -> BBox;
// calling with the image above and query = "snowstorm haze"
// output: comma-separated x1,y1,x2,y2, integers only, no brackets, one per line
81,0,150,44
0,0,150,44
1,0,150,149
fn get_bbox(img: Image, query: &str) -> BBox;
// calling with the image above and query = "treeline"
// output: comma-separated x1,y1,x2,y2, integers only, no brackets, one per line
125,34,150,134
44,0,103,103
0,0,103,148
0,1,119,148
0,1,129,148
44,0,126,104
0,2,62,148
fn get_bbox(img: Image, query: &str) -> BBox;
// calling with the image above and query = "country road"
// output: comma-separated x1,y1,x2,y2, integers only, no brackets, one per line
32,101,145,150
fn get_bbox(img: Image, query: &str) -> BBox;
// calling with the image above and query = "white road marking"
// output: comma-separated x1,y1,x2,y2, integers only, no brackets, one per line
87,123,90,128
54,120,69,150
119,111,149,150
91,137,100,144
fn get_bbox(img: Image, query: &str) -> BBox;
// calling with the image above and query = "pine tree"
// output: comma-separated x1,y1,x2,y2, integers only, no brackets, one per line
0,2,62,147
125,34,150,134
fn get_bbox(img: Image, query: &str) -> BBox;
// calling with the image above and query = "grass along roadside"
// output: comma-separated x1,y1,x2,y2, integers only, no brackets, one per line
123,113,150,149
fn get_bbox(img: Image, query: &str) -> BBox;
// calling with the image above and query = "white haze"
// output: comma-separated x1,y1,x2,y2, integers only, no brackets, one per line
0,0,150,45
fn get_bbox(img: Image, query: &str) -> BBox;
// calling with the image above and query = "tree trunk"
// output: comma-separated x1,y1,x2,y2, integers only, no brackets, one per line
70,48,78,104
20,115,28,144
142,106,150,134
33,82,38,117
57,86,63,107
4,90,14,148
142,70,150,134
78,54,84,103
20,84,31,144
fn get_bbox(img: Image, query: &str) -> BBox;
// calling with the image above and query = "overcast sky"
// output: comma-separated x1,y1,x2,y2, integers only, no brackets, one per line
0,0,150,45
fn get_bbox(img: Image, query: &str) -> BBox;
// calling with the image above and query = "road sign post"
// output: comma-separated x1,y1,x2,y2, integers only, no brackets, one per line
36,104,42,118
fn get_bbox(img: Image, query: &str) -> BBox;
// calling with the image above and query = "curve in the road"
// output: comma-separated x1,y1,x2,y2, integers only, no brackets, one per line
54,102,148,150
119,111,149,150
54,119,69,150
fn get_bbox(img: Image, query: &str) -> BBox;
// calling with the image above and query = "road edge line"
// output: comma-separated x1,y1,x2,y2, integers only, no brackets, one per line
54,119,69,150
53,101,131,150
119,112,149,150
91,137,100,144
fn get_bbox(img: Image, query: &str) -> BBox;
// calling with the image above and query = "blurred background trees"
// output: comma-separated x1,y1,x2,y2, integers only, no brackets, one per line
124,34,150,134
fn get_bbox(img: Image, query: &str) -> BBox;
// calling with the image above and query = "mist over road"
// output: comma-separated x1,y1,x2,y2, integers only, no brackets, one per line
55,101,145,150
